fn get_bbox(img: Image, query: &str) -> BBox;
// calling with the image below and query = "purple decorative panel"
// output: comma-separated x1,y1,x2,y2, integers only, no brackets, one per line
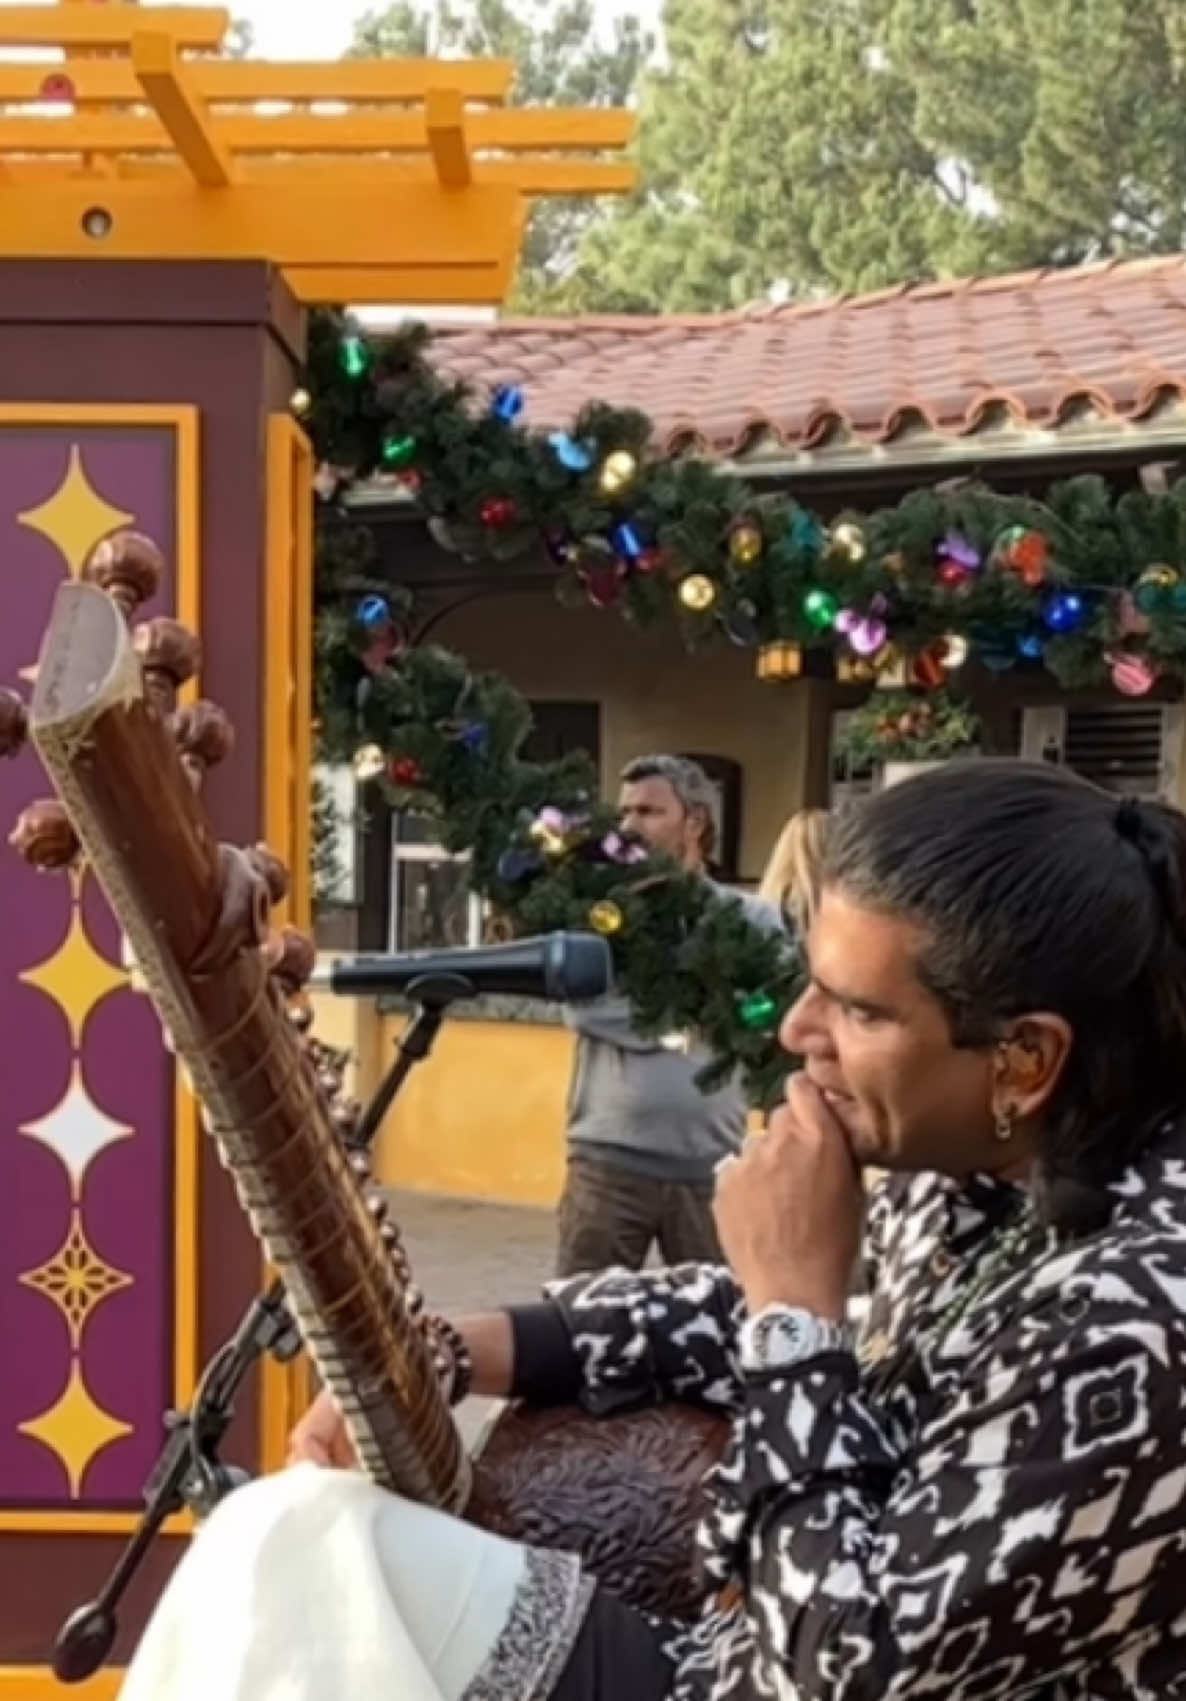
0,423,183,1513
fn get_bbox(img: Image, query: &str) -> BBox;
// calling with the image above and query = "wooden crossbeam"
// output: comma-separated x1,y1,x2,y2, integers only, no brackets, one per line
426,89,471,189
0,107,635,158
0,177,523,267
0,5,229,51
131,31,233,188
0,156,636,197
0,58,515,108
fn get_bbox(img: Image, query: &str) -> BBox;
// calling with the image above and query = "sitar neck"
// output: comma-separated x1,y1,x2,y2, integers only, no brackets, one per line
26,575,468,1513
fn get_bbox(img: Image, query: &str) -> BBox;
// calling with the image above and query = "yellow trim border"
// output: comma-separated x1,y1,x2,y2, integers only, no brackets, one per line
0,403,200,1536
258,412,316,1469
0,1667,122,1699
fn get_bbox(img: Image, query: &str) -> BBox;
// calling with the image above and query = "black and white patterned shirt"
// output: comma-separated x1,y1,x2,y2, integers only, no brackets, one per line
537,1129,1186,1700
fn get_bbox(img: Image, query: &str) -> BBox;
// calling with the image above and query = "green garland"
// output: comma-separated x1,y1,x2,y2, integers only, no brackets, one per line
299,308,1186,1102
835,690,981,768
348,644,800,1106
302,309,1186,702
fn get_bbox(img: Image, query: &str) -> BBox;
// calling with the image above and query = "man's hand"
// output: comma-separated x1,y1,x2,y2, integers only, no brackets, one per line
713,1074,862,1320
285,1313,517,1468
287,1389,358,1469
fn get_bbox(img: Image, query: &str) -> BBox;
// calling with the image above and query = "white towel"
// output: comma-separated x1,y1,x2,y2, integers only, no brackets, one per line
118,1464,545,1701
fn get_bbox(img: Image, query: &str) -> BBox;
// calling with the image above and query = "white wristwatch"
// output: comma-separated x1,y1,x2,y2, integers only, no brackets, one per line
738,1304,849,1373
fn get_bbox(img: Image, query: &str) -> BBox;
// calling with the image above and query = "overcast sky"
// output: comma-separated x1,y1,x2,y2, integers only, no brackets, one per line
183,0,651,60
226,0,372,59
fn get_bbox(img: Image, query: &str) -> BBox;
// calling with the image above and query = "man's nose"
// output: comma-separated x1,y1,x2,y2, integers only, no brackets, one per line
781,982,830,1056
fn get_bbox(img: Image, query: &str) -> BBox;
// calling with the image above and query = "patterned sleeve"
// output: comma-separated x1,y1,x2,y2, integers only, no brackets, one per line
725,1296,1186,1699
546,1263,745,1416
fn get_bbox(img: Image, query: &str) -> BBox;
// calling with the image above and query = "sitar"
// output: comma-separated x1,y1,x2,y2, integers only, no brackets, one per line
9,539,725,1625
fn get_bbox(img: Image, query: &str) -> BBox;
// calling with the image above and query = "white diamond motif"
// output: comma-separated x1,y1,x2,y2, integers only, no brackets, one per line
20,1063,134,1194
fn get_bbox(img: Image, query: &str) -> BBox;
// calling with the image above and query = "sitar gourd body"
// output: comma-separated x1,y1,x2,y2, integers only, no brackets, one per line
11,543,725,1626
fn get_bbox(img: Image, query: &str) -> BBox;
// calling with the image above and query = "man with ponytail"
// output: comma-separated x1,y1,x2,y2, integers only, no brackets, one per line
124,761,1186,1701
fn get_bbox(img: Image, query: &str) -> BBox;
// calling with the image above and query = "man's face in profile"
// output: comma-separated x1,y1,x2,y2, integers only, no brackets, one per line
618,776,703,870
782,886,1007,1176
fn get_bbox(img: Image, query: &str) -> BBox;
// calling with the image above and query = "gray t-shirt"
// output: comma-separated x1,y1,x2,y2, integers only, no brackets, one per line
564,883,784,1183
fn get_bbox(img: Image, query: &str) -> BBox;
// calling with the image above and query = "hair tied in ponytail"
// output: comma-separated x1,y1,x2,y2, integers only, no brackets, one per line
1114,796,1146,844
1114,795,1186,947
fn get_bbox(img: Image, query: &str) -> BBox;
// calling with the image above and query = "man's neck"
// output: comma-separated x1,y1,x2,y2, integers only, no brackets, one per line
994,1155,1036,1186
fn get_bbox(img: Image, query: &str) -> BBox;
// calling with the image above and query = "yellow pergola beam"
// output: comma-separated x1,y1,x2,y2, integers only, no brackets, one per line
0,4,229,51
426,89,471,189
0,6,637,297
0,58,515,108
0,107,636,158
0,177,523,268
0,156,636,198
131,31,234,189
282,261,515,306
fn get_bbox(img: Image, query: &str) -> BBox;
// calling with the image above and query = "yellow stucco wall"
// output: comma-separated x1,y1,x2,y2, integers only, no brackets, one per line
309,989,573,1206
374,1014,573,1206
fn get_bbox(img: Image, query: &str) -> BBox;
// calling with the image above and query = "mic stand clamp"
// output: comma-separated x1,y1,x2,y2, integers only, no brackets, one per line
54,983,464,1683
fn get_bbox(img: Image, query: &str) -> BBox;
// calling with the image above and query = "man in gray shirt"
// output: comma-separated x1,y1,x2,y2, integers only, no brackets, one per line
557,754,782,1276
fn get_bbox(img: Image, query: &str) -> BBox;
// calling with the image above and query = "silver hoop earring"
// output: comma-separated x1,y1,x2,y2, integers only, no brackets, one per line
994,1105,1017,1143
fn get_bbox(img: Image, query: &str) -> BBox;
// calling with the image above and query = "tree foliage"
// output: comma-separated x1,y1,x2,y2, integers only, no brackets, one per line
347,0,651,307
536,0,1186,312
223,16,254,57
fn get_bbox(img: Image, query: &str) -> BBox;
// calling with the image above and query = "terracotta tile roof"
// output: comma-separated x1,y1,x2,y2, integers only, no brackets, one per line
429,255,1186,459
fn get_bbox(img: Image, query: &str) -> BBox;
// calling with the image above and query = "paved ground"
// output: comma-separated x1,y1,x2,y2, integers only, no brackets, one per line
386,1190,557,1445
389,1189,557,1308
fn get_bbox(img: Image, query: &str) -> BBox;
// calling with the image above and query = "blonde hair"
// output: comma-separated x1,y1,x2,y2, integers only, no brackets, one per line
758,808,830,934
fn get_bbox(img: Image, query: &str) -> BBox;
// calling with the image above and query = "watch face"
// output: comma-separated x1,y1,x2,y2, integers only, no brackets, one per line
746,1309,843,1369
757,1312,809,1366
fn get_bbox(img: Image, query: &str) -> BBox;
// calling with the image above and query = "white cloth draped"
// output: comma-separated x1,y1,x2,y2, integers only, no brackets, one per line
118,1464,592,1701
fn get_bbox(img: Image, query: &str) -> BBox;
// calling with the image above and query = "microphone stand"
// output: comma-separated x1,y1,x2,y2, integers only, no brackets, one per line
52,974,472,1684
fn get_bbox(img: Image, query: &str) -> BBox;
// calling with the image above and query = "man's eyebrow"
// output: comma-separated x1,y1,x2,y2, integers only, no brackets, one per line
811,970,898,1020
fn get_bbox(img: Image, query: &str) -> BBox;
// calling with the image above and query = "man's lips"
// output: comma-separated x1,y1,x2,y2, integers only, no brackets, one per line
805,1075,855,1109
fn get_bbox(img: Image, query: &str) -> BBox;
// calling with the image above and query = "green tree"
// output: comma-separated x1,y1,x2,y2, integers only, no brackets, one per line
348,0,651,306
894,0,1186,264
223,16,255,56
542,0,1186,312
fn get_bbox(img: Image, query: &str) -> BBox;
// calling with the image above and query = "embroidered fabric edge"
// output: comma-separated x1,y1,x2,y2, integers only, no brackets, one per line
463,1547,596,1701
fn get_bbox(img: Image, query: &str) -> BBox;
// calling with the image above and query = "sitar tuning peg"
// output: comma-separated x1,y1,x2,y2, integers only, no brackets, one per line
0,689,28,760
134,618,201,718
246,844,290,909
82,531,165,620
170,702,234,789
263,926,316,997
9,799,80,871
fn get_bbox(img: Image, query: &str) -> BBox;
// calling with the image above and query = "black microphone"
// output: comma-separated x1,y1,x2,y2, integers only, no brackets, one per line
311,931,613,1003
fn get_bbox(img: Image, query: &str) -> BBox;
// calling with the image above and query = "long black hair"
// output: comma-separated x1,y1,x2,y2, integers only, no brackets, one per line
825,759,1186,1230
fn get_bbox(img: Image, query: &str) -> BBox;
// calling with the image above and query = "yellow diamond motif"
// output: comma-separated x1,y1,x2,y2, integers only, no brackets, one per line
18,1359,133,1497
20,899,127,1046
17,444,134,575
20,1208,133,1350
20,1060,134,1197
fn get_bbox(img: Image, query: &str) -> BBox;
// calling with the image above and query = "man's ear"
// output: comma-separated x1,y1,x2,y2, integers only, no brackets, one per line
686,803,711,851
993,1015,1073,1121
